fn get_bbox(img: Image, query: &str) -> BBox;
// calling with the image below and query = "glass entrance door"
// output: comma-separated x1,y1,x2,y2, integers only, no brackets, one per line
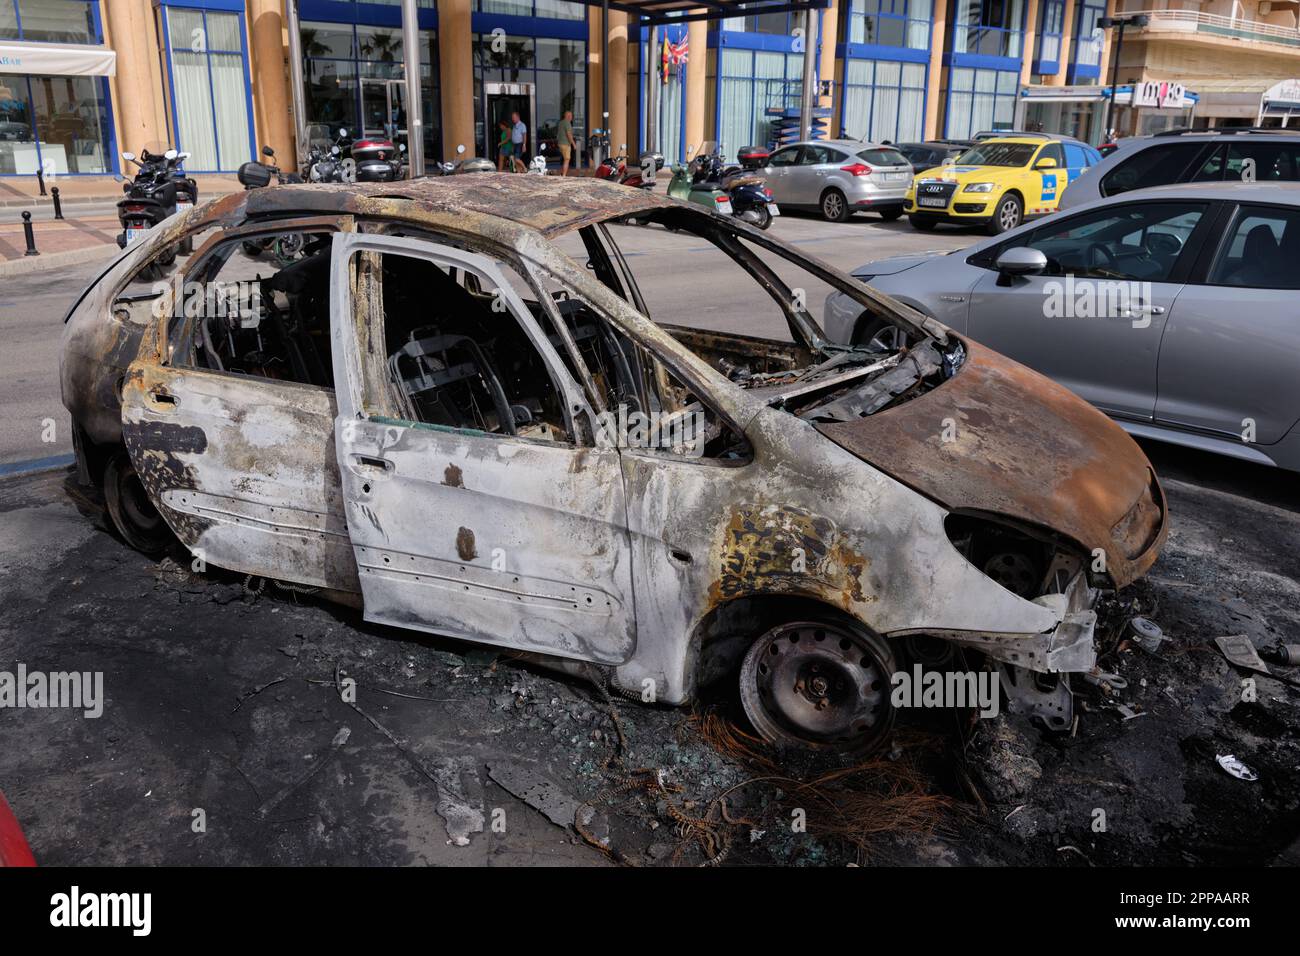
361,78,407,148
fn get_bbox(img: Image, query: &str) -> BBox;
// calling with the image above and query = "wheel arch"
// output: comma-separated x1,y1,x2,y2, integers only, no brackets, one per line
692,592,883,690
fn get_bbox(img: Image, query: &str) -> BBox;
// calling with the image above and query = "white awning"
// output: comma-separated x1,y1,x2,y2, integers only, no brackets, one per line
0,41,116,77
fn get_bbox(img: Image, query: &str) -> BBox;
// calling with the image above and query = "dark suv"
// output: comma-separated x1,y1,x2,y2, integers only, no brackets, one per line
1059,127,1300,210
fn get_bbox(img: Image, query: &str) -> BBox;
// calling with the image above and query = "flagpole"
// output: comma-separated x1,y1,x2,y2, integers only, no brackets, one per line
646,22,658,154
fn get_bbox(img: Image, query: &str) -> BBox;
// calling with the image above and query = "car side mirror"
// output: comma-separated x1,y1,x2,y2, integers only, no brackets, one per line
1034,157,1058,170
994,247,1047,284
238,161,273,188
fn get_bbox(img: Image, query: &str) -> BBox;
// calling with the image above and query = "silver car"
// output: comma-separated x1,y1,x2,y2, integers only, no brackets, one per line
764,139,913,222
825,182,1300,471
1060,128,1300,211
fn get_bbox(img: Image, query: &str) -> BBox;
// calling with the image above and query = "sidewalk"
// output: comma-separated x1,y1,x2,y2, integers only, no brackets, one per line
0,174,242,270
0,173,242,208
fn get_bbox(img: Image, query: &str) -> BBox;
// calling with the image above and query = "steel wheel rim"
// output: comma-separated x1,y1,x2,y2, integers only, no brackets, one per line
999,199,1019,231
741,622,895,751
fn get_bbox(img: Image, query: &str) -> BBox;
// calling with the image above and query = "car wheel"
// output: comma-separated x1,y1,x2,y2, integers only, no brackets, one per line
879,207,904,222
988,194,1023,235
854,315,912,352
909,216,936,231
740,620,896,754
820,189,850,223
104,452,174,556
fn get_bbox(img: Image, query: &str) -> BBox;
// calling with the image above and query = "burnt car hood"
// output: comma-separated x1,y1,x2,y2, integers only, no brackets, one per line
815,339,1166,588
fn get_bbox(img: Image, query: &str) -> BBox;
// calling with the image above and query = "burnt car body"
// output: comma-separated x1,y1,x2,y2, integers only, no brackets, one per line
60,176,1166,752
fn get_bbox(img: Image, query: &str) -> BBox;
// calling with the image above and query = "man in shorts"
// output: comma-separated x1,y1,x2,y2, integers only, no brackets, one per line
557,110,578,176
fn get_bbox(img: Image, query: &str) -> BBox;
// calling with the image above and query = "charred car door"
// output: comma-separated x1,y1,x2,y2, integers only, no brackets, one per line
119,218,361,594
328,233,636,664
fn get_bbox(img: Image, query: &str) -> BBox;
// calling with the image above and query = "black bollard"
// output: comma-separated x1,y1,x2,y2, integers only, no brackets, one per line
22,211,39,256
51,186,64,220
36,167,46,197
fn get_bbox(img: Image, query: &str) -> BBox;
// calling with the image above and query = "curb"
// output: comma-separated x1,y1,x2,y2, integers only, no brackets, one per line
0,242,119,278
0,454,75,479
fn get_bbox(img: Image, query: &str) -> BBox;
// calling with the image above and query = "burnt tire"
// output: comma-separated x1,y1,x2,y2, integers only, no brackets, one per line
740,620,896,754
820,189,850,223
908,216,936,231
987,193,1023,235
104,452,174,556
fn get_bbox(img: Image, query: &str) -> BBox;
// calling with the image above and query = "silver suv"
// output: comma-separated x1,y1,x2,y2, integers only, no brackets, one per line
824,182,1300,471
1060,127,1300,210
764,139,913,221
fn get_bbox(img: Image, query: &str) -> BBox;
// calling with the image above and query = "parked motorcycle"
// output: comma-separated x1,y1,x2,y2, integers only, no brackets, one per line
302,130,349,183
338,130,405,182
692,143,778,230
117,145,194,261
595,144,664,190
433,144,495,175
236,145,306,264
667,144,733,217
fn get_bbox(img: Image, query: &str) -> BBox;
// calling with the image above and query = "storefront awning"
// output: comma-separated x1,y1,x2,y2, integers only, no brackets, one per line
0,42,116,78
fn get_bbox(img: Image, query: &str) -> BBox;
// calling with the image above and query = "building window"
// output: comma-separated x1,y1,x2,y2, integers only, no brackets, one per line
473,0,585,20
472,34,584,158
842,59,926,142
951,0,1025,59
845,0,931,51
0,2,110,175
1073,0,1107,71
946,66,1018,139
1034,0,1064,65
301,21,442,160
164,7,252,172
0,0,96,44
722,12,798,34
718,48,804,156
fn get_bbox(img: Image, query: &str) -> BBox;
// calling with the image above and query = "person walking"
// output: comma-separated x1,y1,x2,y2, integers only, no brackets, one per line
510,111,528,173
496,119,512,171
557,109,578,176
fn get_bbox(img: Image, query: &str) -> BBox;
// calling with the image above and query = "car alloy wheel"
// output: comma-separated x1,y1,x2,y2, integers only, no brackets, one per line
991,194,1022,234
740,620,896,753
821,190,849,223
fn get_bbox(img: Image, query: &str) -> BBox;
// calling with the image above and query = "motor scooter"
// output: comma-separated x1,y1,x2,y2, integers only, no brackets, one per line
117,145,188,262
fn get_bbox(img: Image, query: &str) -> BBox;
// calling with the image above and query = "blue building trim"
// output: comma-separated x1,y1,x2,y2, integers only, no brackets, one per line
470,13,585,40
838,41,928,63
944,52,1022,72
298,0,438,28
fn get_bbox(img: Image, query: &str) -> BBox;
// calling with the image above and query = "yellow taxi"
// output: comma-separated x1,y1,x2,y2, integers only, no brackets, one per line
905,134,1103,234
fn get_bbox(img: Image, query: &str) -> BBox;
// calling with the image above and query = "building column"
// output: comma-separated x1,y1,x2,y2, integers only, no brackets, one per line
1020,0,1040,88
609,11,629,152
1049,0,1078,86
102,0,166,155
438,0,474,160
818,0,840,110
684,13,707,157
924,0,949,139
626,23,641,157
247,0,293,165
1098,0,1119,82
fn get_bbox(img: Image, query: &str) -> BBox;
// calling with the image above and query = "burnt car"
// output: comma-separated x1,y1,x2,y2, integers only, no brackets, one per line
60,176,1167,753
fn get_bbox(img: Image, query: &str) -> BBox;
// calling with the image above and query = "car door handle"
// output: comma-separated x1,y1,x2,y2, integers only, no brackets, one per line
350,455,394,474
1120,304,1167,317
148,388,176,408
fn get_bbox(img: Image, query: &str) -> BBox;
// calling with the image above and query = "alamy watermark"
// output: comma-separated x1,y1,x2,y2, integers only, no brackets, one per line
0,665,104,718
890,665,1000,718
1043,276,1156,327
594,403,708,457
151,277,262,323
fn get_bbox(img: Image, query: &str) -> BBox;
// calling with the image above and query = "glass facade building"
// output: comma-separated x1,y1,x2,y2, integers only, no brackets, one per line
0,0,114,175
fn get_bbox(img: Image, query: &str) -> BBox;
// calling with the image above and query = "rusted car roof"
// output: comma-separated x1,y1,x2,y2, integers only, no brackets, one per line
240,174,678,238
